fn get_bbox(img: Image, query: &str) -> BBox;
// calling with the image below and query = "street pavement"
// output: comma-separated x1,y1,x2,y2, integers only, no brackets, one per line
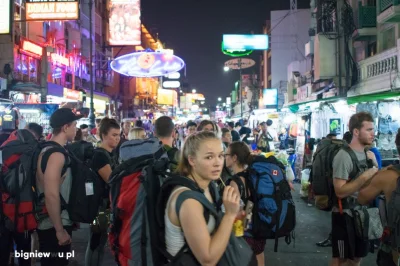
34,184,378,265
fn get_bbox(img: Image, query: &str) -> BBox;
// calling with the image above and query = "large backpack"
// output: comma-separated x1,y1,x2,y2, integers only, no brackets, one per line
38,143,104,224
311,139,369,211
108,138,171,266
0,129,54,233
229,155,296,252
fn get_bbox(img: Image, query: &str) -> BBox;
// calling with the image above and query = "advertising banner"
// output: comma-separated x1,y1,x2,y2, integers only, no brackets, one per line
0,0,10,34
157,89,177,106
109,0,141,46
26,0,79,21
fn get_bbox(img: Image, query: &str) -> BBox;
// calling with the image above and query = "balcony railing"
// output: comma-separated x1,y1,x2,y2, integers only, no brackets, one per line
358,46,398,82
380,0,400,13
358,2,377,28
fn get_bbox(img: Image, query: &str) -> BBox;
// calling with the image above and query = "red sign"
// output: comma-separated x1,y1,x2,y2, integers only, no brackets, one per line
20,40,43,59
63,88,82,101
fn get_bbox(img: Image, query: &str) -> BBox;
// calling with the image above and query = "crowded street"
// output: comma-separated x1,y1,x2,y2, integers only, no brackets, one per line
65,184,377,266
1,0,400,265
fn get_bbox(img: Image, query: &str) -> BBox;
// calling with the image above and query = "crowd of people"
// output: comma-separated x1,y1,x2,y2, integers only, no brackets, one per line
0,109,399,266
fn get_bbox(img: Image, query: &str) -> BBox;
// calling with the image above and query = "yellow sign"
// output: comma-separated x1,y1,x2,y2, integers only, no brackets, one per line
0,0,10,34
3,115,13,122
26,2,79,21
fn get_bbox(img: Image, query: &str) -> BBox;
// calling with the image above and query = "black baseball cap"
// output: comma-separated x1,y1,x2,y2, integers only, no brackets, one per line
50,108,83,128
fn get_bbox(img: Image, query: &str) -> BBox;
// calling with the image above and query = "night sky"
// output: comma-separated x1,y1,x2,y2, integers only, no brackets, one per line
141,0,311,106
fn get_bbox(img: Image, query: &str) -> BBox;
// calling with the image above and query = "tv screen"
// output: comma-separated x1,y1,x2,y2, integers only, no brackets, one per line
263,88,278,106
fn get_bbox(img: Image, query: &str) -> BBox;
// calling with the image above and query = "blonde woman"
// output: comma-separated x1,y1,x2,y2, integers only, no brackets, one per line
128,127,146,140
165,131,241,265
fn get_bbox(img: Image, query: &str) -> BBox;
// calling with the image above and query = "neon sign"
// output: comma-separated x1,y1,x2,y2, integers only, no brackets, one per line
221,42,253,57
20,40,43,59
26,2,79,21
110,50,185,77
51,53,70,67
63,88,82,101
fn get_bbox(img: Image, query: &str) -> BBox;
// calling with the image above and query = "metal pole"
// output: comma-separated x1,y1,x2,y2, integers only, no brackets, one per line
88,0,95,129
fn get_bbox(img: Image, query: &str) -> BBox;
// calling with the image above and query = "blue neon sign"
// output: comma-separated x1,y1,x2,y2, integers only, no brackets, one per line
110,50,185,77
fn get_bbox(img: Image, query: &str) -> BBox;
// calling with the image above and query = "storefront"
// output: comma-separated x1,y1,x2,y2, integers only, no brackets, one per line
14,103,59,134
84,90,110,115
14,39,43,85
347,92,400,165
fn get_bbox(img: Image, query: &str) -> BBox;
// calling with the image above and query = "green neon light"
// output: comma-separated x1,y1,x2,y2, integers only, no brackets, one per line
221,42,253,57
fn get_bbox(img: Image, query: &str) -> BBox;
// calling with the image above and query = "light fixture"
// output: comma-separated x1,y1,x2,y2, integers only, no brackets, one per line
192,89,196,93
224,66,230,72
218,97,222,101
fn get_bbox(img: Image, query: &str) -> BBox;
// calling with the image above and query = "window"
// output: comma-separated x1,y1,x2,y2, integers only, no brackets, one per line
367,41,377,57
382,27,396,51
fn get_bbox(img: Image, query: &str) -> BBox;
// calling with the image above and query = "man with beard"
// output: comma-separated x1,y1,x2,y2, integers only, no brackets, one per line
357,128,400,266
330,112,378,266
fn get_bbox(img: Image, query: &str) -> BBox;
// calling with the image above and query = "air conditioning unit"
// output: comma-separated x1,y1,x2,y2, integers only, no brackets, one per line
314,33,338,81
305,41,314,57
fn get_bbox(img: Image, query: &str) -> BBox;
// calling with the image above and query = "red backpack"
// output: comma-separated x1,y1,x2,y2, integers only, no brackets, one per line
0,129,52,233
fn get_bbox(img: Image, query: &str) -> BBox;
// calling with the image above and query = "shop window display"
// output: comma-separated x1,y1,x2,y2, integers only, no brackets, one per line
14,52,40,84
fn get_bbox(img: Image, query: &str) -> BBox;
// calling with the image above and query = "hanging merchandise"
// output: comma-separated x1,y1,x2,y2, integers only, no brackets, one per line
356,103,378,119
289,122,298,138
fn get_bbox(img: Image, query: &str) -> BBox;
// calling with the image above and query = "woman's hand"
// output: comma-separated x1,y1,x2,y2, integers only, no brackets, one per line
222,186,240,217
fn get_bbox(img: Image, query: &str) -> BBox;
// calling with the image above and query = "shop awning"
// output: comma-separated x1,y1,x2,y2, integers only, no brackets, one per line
287,96,342,113
347,90,400,105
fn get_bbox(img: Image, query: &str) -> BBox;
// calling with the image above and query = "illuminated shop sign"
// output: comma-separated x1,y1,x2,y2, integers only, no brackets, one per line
162,81,180,88
221,42,253,57
223,34,269,50
110,50,185,77
63,88,82,101
109,0,141,46
51,54,70,67
20,40,43,59
26,1,79,21
0,0,10,34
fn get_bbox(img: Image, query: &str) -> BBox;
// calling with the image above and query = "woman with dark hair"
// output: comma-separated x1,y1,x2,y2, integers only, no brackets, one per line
225,141,265,266
85,118,120,266
197,120,215,132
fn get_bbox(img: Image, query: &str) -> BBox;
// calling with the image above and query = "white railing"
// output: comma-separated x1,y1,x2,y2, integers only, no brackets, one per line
358,46,398,82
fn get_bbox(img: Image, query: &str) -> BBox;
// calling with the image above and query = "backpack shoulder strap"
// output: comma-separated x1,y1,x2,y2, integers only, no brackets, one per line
175,190,219,223
40,146,69,175
341,146,361,180
227,174,246,201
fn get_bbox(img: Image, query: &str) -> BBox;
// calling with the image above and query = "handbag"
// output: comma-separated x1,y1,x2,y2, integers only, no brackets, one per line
350,207,383,241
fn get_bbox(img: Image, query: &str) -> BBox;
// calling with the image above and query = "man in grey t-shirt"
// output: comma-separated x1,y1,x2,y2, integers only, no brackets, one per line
330,112,378,266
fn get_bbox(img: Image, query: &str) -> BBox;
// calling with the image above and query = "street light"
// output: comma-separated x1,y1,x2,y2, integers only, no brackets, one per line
192,89,196,93
224,66,230,72
218,97,222,101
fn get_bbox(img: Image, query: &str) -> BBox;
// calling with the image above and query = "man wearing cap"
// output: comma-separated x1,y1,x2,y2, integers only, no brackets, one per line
256,120,275,153
36,108,82,266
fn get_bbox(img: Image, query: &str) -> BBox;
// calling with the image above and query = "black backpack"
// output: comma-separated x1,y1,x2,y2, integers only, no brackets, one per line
40,144,104,224
311,139,372,211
